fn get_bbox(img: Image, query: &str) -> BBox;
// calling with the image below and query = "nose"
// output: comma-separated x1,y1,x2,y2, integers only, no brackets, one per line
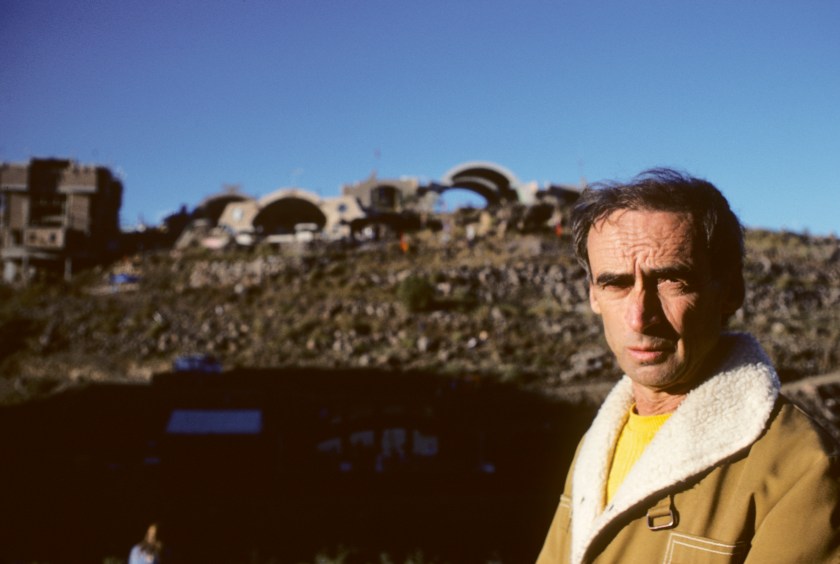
625,284,662,333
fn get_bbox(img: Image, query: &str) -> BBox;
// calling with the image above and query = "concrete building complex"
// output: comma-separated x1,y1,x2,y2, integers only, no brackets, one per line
0,158,122,282
0,158,582,280
182,161,581,249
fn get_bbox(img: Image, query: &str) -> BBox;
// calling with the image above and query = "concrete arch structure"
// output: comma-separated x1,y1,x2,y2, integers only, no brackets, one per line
319,195,367,239
194,189,251,225
254,188,327,235
342,173,435,213
218,200,259,234
435,161,522,206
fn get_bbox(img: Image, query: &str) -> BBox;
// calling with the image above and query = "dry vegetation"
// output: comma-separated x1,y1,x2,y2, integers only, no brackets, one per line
1,227,838,407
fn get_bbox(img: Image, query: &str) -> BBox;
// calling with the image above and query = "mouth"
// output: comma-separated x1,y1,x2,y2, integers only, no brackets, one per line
627,344,673,363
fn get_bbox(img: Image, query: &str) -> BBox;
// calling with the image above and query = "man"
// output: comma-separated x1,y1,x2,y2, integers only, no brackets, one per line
538,168,840,563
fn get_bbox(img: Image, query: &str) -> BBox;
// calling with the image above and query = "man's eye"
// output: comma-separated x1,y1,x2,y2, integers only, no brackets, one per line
659,277,688,290
600,279,632,291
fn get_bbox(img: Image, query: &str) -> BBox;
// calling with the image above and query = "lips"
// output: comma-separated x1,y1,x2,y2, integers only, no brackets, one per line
627,343,674,363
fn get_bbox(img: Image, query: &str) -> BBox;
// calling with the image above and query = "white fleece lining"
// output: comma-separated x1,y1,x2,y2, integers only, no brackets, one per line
569,333,780,564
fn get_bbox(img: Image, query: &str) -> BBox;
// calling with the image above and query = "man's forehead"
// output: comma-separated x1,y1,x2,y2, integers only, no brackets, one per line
587,210,705,268
591,208,695,231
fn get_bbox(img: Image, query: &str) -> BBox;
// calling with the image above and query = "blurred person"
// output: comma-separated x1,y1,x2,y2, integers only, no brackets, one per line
129,522,164,564
538,169,840,563
399,231,410,254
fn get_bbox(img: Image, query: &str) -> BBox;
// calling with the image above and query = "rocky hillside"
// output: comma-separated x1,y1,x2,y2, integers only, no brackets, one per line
1,227,838,415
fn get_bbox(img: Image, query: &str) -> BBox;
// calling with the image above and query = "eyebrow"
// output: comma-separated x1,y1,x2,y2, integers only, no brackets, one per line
594,272,634,287
594,266,699,287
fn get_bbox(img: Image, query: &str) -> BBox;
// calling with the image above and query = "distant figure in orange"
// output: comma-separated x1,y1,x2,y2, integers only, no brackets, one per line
129,522,164,564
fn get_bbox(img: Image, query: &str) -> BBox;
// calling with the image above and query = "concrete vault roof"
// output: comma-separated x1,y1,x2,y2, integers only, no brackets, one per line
195,191,253,224
438,161,522,205
254,188,327,233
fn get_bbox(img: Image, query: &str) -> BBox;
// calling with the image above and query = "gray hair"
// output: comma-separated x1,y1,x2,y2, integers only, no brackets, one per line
571,168,745,304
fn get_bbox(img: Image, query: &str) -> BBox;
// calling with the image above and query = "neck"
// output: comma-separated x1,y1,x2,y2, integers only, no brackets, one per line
632,384,687,415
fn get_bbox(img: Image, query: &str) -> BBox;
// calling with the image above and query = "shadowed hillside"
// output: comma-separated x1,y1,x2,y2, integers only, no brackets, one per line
0,368,594,562
1,228,838,407
0,226,838,562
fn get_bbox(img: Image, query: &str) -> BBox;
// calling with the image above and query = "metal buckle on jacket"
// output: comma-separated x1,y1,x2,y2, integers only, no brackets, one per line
646,506,676,531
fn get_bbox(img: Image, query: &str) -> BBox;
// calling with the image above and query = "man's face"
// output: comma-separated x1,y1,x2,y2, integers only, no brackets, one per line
587,209,735,394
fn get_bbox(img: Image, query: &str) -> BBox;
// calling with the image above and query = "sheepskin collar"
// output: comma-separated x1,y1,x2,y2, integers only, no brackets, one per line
570,333,780,564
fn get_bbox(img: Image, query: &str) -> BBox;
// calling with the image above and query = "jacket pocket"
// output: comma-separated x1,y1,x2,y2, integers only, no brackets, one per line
663,532,748,564
558,494,571,514
554,494,572,534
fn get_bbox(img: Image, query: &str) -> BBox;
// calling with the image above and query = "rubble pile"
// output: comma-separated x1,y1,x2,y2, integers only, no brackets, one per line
1,228,838,430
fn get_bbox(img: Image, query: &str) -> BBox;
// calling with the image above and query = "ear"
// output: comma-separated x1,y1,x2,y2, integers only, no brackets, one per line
589,284,602,315
720,274,745,319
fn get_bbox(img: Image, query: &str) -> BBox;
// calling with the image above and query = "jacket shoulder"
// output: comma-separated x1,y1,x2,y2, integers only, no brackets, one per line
742,396,840,563
760,395,840,461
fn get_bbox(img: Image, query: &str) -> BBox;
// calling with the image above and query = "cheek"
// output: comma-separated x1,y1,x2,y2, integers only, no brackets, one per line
666,296,719,338
598,307,624,345
663,302,687,328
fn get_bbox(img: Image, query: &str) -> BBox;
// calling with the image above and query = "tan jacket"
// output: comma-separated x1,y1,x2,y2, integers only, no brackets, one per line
538,333,840,563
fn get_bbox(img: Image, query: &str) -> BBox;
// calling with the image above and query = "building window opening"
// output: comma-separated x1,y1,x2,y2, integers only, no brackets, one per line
372,186,400,211
31,195,66,226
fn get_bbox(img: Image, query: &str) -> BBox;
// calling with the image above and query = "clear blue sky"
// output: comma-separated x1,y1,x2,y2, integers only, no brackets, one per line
2,0,838,234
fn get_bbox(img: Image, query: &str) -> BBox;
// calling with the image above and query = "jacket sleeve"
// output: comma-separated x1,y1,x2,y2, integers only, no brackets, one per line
745,448,840,563
536,493,573,563
537,441,583,564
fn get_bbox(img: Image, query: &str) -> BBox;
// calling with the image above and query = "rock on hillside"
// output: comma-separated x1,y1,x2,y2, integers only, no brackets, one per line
1,228,838,430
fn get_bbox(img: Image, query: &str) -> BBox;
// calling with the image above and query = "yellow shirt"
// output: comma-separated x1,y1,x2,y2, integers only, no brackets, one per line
606,406,671,503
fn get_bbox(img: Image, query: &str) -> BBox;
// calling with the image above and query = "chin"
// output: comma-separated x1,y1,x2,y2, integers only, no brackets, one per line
627,365,685,389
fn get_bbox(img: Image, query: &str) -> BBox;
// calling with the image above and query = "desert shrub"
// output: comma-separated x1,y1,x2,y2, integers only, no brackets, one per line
448,287,479,312
0,314,35,361
397,275,436,313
